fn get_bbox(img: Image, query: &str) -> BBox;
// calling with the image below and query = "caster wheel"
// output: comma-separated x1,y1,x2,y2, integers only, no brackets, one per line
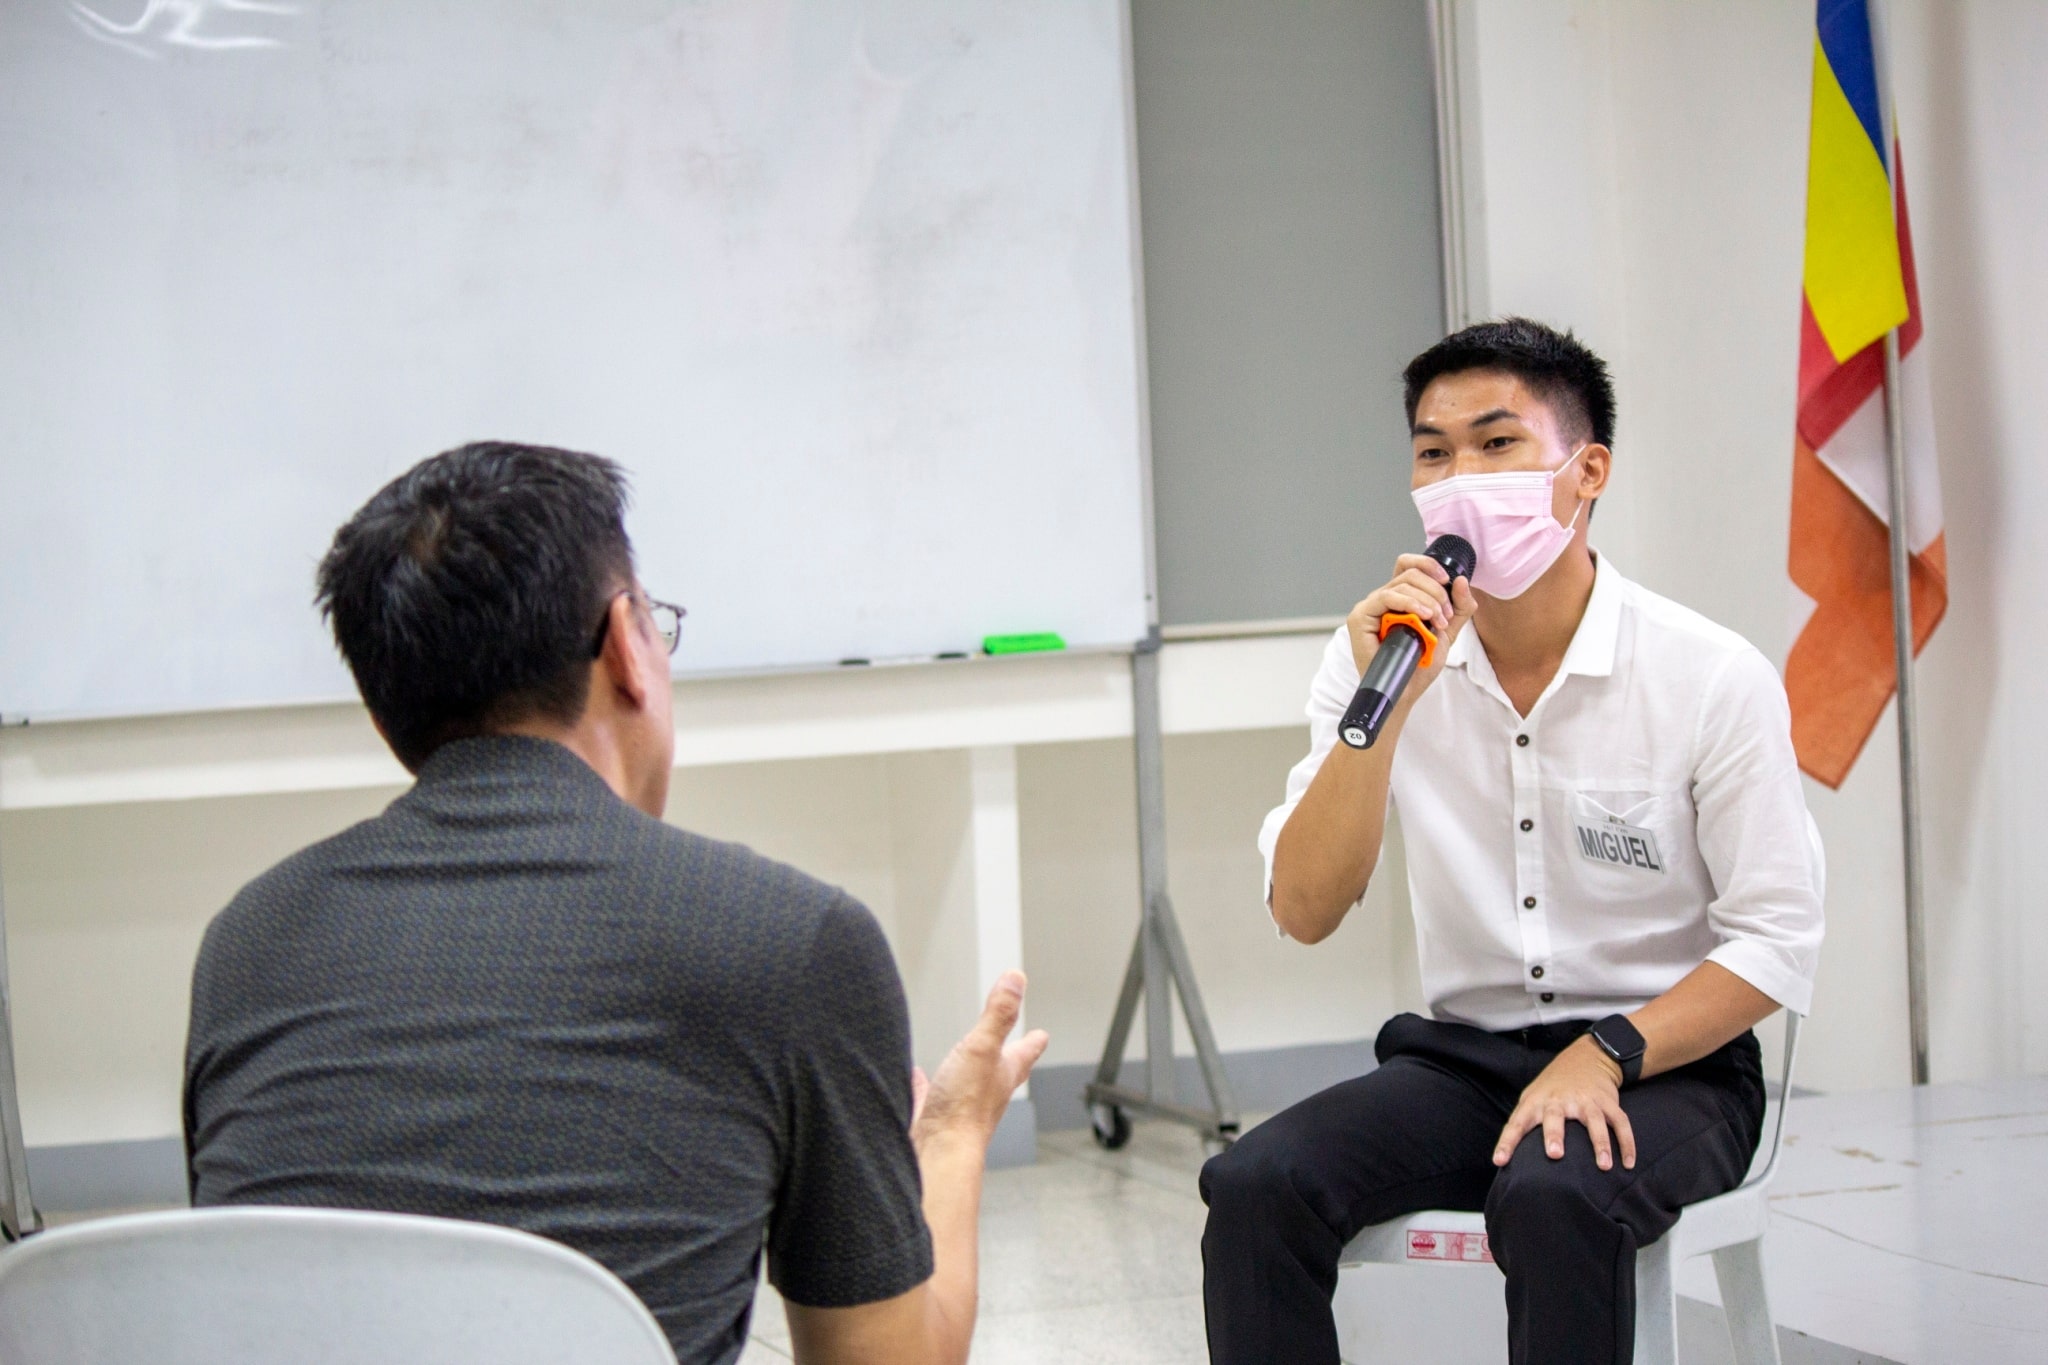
1202,1135,1235,1159
1090,1103,1133,1150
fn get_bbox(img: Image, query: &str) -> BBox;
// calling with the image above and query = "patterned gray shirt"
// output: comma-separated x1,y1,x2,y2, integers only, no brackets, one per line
185,736,932,1364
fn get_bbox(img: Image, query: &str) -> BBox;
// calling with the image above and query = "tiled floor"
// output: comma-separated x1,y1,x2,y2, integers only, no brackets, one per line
740,1120,1223,1365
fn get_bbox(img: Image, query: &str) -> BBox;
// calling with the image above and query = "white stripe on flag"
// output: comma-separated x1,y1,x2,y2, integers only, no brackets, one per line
1788,580,1818,646
1810,341,1943,554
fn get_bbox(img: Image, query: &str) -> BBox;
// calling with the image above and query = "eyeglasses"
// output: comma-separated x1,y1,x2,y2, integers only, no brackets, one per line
590,590,687,658
644,596,685,655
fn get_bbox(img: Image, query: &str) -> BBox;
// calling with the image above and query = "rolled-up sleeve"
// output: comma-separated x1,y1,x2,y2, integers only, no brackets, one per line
1690,648,1825,1014
1259,627,1370,924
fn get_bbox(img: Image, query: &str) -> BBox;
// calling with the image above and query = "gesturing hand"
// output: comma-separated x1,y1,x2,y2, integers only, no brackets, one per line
911,970,1050,1151
1492,1036,1636,1173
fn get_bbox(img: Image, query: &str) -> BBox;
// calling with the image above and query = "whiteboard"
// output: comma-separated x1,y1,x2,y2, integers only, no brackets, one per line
0,0,1150,720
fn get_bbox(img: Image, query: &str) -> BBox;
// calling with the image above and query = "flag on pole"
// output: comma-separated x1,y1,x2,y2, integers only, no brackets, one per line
1784,0,1945,790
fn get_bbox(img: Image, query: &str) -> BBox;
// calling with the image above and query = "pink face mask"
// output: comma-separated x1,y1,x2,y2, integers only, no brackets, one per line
1409,447,1586,599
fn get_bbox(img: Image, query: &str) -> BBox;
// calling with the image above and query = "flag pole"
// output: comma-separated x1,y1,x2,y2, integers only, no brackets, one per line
1882,329,1930,1088
1869,0,1931,1087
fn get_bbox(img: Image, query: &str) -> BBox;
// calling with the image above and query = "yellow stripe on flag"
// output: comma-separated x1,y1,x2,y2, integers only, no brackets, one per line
1802,39,1907,362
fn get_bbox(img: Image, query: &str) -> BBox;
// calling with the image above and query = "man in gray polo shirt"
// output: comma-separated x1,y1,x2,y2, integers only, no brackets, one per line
185,441,1046,1365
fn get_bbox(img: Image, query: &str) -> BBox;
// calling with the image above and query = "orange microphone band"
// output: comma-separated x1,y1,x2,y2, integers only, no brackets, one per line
1377,612,1439,670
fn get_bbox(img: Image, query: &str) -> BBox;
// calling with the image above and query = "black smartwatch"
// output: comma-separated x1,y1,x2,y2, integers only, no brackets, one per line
1587,1014,1646,1086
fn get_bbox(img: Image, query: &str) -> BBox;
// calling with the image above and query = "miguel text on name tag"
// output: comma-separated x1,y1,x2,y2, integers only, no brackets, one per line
1575,815,1664,873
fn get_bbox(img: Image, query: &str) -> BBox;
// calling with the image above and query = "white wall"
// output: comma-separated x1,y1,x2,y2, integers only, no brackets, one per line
1460,0,2048,1088
1887,0,2048,1084
0,787,400,1146
1018,731,1417,1071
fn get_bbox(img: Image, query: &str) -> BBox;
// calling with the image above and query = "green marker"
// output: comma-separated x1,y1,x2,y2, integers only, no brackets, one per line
981,632,1067,656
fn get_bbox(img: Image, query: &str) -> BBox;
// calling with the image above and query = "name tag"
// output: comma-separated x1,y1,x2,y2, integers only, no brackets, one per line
1575,816,1664,873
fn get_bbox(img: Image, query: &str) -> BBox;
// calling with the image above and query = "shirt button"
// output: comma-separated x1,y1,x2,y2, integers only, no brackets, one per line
1541,992,1555,1003
1520,819,1533,832
1516,734,1530,747
1531,965,1545,979
1523,896,1537,909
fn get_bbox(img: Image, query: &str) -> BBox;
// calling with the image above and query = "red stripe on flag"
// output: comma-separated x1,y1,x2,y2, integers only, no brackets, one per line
1797,297,1838,404
1797,301,1883,452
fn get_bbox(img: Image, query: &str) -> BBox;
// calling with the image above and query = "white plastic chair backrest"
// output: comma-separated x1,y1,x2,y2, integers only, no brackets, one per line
1739,811,1822,1193
0,1206,677,1365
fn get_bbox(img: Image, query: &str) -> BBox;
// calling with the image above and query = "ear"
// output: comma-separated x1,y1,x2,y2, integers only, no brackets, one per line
1575,443,1612,501
594,592,656,712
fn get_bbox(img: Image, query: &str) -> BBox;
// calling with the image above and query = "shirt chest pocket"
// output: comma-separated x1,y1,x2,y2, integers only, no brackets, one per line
1554,785,1691,884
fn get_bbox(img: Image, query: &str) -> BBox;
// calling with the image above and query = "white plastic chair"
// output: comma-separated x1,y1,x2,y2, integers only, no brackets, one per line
1337,1010,1800,1365
0,1205,678,1365
1338,815,1822,1364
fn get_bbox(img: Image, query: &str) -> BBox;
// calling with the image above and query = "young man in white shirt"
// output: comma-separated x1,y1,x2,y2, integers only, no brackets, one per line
1200,319,1823,1365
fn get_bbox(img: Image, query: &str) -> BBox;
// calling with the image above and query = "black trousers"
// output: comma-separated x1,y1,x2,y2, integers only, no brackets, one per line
1199,1013,1764,1365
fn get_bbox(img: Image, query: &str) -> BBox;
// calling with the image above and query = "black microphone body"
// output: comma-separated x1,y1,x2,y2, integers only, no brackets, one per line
1338,534,1477,749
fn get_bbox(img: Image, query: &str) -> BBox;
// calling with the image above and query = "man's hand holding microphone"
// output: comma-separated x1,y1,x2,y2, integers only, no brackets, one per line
1339,535,1479,748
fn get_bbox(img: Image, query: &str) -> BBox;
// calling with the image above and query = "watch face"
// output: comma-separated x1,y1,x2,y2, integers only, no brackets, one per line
1594,1019,1644,1061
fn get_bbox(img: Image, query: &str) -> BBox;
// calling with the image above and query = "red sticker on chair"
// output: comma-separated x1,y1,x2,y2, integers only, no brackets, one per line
1405,1229,1493,1263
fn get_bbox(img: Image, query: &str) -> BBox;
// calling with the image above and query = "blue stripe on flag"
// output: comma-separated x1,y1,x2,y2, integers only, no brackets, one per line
1817,0,1887,169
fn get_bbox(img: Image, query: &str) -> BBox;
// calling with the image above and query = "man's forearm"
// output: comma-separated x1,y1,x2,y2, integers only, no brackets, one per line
1494,960,1786,1171
1270,715,1404,943
912,1129,985,1364
1630,960,1779,1080
781,1135,986,1365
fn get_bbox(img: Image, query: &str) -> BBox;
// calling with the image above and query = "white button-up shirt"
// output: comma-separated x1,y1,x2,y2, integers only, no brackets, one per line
1259,554,1823,1031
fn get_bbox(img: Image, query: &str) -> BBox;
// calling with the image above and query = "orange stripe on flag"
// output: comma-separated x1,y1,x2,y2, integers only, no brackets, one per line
1786,438,1946,789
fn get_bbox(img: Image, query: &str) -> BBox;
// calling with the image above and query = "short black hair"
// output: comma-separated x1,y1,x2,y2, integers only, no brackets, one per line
1402,316,1616,449
316,441,635,771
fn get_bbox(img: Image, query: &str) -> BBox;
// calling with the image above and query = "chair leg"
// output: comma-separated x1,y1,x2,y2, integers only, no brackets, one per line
1711,1239,1784,1365
1631,1237,1678,1365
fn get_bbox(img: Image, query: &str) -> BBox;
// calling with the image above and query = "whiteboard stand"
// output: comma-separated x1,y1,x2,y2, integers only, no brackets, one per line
0,838,41,1241
1083,633,1240,1153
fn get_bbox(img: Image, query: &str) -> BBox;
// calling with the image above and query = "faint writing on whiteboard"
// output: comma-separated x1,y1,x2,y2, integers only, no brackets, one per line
68,0,299,59
592,0,936,340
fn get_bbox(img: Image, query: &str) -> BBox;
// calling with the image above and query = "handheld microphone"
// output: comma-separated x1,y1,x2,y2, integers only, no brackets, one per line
1338,534,1477,749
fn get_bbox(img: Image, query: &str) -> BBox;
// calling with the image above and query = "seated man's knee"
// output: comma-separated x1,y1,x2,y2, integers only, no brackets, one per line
1484,1137,1604,1253
1200,1129,1306,1220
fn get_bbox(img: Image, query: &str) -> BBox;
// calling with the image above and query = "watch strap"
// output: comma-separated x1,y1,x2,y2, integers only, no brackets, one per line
1588,1013,1646,1086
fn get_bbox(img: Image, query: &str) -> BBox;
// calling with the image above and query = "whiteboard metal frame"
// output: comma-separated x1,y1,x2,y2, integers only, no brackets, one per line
1120,0,1162,632
1428,0,1489,330
0,829,41,1241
